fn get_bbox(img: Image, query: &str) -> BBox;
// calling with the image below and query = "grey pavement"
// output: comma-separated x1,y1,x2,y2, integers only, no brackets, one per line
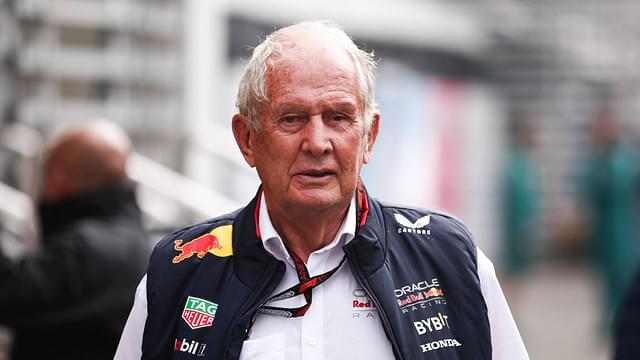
508,261,611,360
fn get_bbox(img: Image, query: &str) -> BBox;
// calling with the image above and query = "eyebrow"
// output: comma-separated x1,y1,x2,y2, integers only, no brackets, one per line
275,104,310,114
271,100,359,116
329,102,358,113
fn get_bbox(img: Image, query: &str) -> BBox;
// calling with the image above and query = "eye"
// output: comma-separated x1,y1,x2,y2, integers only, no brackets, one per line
277,114,306,131
281,115,300,124
331,113,350,122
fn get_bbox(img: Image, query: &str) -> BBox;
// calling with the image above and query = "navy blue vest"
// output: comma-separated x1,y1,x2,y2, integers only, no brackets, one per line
142,188,491,359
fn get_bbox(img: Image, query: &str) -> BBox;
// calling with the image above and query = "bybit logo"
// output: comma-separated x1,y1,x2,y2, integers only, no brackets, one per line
174,338,206,357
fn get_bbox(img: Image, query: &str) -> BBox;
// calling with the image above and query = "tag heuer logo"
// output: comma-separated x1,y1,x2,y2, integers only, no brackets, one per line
394,214,431,235
182,296,218,329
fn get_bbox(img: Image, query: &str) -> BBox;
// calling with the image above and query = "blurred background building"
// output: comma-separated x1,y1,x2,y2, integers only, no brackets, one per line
2,0,640,359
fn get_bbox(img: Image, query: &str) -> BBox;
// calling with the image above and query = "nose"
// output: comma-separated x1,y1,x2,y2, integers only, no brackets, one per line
301,115,332,156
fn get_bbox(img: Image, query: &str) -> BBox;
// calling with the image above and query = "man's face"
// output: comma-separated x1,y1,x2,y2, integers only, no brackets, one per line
235,41,378,215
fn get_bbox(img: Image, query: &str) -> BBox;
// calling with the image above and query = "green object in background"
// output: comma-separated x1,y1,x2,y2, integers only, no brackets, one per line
581,141,640,317
503,144,540,276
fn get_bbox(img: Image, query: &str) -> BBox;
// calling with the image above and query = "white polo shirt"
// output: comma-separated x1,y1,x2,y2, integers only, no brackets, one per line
114,195,529,359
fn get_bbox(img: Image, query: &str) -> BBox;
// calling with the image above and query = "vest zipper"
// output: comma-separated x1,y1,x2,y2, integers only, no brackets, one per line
222,261,281,358
344,248,405,360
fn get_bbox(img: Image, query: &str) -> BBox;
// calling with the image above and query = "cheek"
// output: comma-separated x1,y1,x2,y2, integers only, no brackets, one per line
255,143,293,183
342,137,368,163
255,135,284,162
338,146,365,174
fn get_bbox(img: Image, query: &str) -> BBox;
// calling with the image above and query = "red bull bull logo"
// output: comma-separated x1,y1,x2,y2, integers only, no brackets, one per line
173,234,221,263
172,225,233,263
424,287,444,298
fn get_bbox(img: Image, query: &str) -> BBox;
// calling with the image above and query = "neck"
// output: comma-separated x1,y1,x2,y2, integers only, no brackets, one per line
267,202,349,263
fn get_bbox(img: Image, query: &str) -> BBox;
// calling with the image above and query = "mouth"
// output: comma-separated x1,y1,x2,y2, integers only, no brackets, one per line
301,170,333,177
295,169,336,180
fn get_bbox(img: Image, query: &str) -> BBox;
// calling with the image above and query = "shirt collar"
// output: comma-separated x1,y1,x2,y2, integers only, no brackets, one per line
259,193,356,264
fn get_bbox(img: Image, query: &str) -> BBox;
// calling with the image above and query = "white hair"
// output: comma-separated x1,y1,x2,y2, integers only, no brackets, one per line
235,20,378,133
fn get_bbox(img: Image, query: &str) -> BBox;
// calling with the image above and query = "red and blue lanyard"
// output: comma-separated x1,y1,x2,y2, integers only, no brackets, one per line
257,250,346,318
253,180,368,318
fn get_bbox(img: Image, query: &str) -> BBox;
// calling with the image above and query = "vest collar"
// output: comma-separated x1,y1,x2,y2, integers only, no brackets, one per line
232,181,386,286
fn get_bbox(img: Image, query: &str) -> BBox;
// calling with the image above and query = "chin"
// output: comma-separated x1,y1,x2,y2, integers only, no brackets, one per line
289,190,344,212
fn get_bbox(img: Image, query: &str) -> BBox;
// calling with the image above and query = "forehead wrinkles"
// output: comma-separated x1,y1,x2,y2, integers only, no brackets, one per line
264,44,359,104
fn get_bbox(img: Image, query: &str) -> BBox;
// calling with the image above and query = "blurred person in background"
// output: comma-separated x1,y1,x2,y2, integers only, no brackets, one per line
0,120,150,360
579,106,640,331
115,21,528,359
501,118,540,308
615,268,640,359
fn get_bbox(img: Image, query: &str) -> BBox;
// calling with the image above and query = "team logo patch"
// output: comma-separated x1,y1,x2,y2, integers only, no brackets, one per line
413,312,451,335
395,278,447,314
352,288,377,318
420,338,462,353
173,225,233,263
394,214,431,235
182,296,218,329
175,338,207,357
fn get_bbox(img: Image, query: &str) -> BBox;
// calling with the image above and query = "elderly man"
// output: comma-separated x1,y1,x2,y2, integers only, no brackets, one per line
116,21,528,359
0,120,150,360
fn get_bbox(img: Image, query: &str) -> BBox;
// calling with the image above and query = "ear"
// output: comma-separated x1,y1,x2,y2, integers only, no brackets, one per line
232,114,257,167
41,165,72,202
362,112,380,164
